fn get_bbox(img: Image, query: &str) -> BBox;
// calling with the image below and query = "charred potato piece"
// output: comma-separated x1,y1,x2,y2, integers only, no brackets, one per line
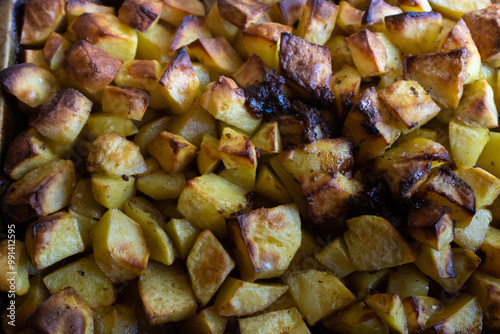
272,0,307,26
29,287,94,334
31,88,92,144
330,64,361,120
2,159,76,223
25,211,85,270
20,0,66,46
118,0,163,33
217,0,270,29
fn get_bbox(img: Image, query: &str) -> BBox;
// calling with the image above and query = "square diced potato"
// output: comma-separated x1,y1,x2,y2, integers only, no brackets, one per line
91,173,136,210
25,211,85,270
346,30,389,78
314,237,356,278
165,218,201,260
101,85,150,121
147,131,197,174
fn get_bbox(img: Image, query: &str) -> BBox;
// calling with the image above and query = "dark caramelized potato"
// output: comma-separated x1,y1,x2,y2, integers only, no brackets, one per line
463,4,500,68
408,205,454,251
29,287,93,334
342,87,401,163
217,0,270,29
2,160,76,224
20,0,66,46
65,41,124,94
403,47,469,109
169,15,213,55
279,32,332,97
0,63,60,108
118,0,163,32
274,0,307,26
31,88,93,144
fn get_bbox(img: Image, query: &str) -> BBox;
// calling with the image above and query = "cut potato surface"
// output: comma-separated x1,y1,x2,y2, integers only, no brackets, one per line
3,1,500,333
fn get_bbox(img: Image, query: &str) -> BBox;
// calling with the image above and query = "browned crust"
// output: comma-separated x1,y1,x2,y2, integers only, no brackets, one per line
118,0,163,32
463,4,500,61
3,132,42,176
217,0,270,30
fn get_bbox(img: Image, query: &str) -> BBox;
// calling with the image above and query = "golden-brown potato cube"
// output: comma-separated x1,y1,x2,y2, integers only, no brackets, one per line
408,205,454,251
385,11,442,55
426,293,482,333
326,35,356,73
285,269,355,325
322,300,390,334
296,0,339,45
139,261,197,324
454,167,500,208
165,218,201,260
101,86,150,121
330,64,361,120
65,41,124,95
387,264,429,298
206,2,239,43
3,130,58,180
420,167,476,228
300,171,363,224
20,0,65,46
136,21,173,64
251,121,282,155
188,37,243,76
118,0,163,33
219,127,257,170
114,61,161,108
214,277,288,316
337,1,365,34
398,0,432,12
480,226,500,278
87,132,147,177
169,15,212,55
228,204,301,281
182,306,227,334
402,295,440,334
218,0,270,29
169,101,218,148
178,173,252,237
123,197,176,266
69,210,97,250
449,120,490,170
69,178,106,219
279,32,332,96
438,19,481,84
434,247,480,294
344,215,416,271
467,271,500,329
43,32,70,71
363,0,402,32
232,54,267,88
255,164,292,205
463,4,500,68
454,209,491,253
403,47,470,109
342,87,401,162
161,0,205,26
68,12,138,60
31,88,92,144
25,211,85,270
147,131,197,174
239,307,310,334
314,236,356,278
186,229,235,305
2,159,76,223
414,243,455,280
200,76,261,134
91,209,149,283
42,255,115,309
159,46,200,114
0,63,60,108
93,304,138,334
85,112,139,139
137,170,187,200
29,287,93,334
455,78,498,129
374,138,450,199
197,134,221,175
346,29,391,78
66,0,116,22
0,239,29,296
365,293,408,334
379,80,440,133
243,22,292,70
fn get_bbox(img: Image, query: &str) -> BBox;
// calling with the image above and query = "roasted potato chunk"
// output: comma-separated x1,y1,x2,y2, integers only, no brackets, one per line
2,159,76,223
364,293,408,334
238,307,310,334
408,205,454,251
165,218,201,261
20,0,66,46
217,0,270,29
414,243,455,280
25,211,85,270
147,131,197,174
161,0,205,26
314,237,356,278
43,32,71,72
425,293,482,333
91,173,136,210
31,88,92,144
169,15,213,55
402,295,440,334
346,30,392,78
182,306,228,334
188,37,243,76
448,119,489,169
480,226,500,278
29,287,94,334
386,264,430,298
434,247,480,294
296,0,339,45
118,0,163,33
228,204,301,281
362,0,402,32
455,78,498,129
101,86,150,121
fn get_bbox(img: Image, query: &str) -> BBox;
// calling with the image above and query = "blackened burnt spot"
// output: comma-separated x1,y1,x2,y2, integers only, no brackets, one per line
360,121,380,135
292,101,334,143
244,69,291,120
